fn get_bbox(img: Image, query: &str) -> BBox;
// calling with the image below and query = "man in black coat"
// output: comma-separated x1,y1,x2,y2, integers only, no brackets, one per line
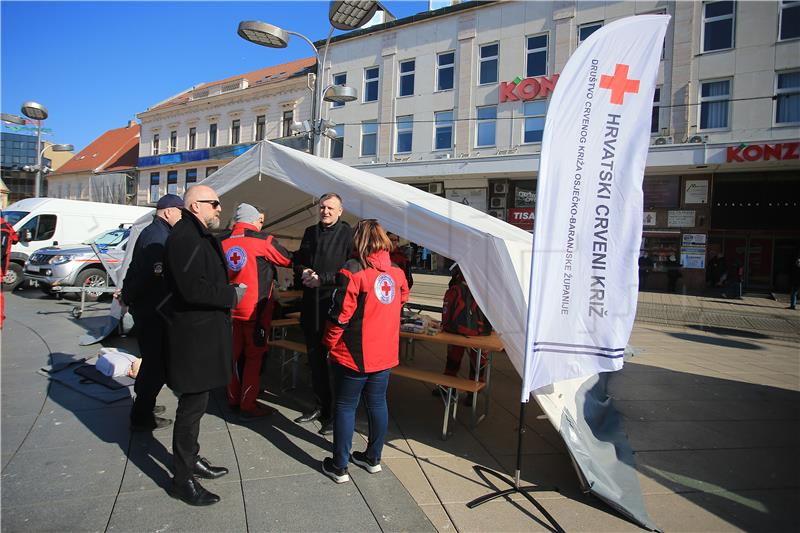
293,193,353,435
162,184,245,506
117,194,183,432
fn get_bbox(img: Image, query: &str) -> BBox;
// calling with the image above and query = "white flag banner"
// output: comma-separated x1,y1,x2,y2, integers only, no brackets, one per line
524,15,670,396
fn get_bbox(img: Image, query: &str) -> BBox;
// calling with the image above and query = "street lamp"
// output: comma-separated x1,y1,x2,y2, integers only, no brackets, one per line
20,101,51,198
1,113,26,125
238,1,376,155
22,143,74,196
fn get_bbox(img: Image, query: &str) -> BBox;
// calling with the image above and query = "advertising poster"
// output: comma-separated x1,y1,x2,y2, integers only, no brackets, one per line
445,188,487,213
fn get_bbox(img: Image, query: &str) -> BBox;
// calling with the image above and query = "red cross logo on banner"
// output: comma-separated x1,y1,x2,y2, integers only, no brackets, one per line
599,64,640,105
225,246,247,272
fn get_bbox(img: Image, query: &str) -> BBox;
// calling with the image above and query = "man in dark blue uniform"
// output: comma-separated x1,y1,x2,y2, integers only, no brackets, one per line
116,194,183,431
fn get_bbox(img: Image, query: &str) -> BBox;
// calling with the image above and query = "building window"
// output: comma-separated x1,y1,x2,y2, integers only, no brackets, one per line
231,119,241,144
282,110,293,137
205,166,218,178
476,105,497,147
399,59,415,97
651,87,662,134
209,123,217,147
526,34,548,77
437,51,455,91
332,73,347,108
255,115,266,141
780,1,800,40
149,172,160,203
479,43,499,85
361,120,377,156
523,101,547,143
434,111,454,150
699,79,731,130
702,1,735,52
330,125,344,159
169,130,177,153
578,22,603,45
152,134,159,155
185,168,198,186
167,170,178,194
396,115,413,153
776,70,800,124
364,67,379,102
188,127,196,150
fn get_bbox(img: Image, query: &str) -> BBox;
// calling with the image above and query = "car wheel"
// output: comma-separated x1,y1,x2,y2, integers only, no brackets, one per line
2,263,24,291
75,268,107,302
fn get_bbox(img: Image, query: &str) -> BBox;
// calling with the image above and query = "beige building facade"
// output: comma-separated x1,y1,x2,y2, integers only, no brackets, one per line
316,0,799,291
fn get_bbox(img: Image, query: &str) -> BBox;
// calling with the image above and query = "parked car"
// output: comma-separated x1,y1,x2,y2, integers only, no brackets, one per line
2,197,152,291
23,227,131,300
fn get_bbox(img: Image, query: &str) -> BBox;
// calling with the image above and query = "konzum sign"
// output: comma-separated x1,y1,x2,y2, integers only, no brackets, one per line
499,75,559,103
726,142,799,162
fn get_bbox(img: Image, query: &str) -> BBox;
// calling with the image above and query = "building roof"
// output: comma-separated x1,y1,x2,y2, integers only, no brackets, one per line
147,56,317,112
54,123,140,175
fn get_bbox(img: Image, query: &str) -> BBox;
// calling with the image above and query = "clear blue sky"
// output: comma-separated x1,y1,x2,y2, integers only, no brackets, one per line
1,0,429,152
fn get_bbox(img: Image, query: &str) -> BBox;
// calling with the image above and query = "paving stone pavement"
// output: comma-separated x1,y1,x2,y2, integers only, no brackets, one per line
2,288,798,532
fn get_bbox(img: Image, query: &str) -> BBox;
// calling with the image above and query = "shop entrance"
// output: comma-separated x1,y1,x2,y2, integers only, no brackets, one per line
708,233,798,291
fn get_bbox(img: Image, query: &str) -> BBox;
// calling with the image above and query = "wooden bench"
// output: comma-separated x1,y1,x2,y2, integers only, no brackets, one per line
268,338,306,391
392,366,486,440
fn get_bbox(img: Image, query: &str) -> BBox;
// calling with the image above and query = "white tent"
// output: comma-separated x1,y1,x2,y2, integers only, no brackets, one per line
109,140,653,529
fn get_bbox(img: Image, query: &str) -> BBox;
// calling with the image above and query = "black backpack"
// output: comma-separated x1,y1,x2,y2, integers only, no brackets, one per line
442,281,492,336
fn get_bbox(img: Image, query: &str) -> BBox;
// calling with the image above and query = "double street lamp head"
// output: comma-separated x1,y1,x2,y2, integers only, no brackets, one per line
323,84,357,104
21,101,48,121
328,1,380,30
1,113,26,125
48,144,74,152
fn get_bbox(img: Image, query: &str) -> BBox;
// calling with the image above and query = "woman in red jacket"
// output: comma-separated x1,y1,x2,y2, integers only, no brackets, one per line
320,219,409,483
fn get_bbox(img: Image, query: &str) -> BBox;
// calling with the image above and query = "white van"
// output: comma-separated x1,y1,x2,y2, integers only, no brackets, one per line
2,198,152,290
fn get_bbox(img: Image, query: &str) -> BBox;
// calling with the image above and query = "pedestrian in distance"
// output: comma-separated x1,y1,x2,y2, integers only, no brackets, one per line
788,256,800,310
221,203,293,419
387,232,414,289
293,192,354,435
320,219,409,483
115,193,183,432
162,184,246,506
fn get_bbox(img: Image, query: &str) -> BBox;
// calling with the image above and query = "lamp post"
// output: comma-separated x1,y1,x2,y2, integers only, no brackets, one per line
238,1,377,155
22,143,74,196
20,101,50,198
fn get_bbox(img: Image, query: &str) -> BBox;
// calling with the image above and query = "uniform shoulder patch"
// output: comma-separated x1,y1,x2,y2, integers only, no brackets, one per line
374,273,396,304
226,246,248,271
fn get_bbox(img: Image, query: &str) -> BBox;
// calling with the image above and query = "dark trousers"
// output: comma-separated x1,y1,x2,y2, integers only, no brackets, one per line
303,325,332,419
172,390,209,482
444,345,486,381
332,363,391,469
130,313,166,424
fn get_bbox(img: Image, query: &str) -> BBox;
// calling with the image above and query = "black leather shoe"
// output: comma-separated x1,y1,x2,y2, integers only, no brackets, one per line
294,408,322,424
131,416,172,432
318,417,334,436
193,457,228,480
168,477,220,506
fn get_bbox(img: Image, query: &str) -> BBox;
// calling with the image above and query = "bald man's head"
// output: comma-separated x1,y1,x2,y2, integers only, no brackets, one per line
184,185,221,229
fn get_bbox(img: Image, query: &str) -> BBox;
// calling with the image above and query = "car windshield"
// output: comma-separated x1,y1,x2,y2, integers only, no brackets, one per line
86,228,129,247
1,211,30,227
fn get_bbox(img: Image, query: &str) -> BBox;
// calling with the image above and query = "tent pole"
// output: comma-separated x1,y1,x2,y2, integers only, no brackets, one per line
466,401,563,533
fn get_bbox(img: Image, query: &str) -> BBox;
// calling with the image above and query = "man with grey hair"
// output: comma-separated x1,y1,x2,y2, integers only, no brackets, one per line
293,192,353,435
222,202,293,419
163,184,245,506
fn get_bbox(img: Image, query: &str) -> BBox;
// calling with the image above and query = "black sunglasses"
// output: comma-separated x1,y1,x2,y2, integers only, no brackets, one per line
197,199,221,208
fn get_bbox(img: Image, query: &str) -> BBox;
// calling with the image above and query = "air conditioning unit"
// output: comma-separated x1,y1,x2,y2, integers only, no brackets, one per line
688,135,704,144
492,182,508,195
428,182,444,195
653,136,674,146
490,197,506,209
488,209,505,219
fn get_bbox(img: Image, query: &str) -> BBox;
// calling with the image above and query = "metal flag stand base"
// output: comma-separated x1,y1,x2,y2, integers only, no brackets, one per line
466,401,565,533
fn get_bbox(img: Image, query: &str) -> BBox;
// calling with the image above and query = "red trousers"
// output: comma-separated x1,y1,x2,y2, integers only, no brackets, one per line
227,318,271,411
444,345,487,382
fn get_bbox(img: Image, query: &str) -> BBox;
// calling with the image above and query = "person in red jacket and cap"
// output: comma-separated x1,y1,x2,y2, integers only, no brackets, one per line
221,203,293,419
1,216,19,329
320,219,409,484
